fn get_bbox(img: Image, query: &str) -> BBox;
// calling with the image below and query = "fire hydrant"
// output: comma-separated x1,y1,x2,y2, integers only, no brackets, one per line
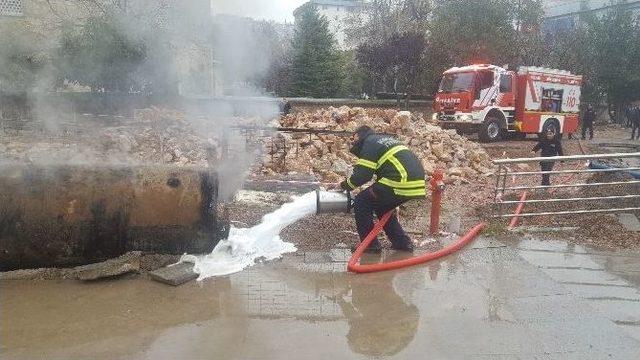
429,169,445,235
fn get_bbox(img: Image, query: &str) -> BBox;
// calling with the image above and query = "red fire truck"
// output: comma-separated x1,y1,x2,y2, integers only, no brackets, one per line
433,64,582,142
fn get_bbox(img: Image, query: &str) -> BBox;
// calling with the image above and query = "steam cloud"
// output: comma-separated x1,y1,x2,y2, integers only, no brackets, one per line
1,1,286,200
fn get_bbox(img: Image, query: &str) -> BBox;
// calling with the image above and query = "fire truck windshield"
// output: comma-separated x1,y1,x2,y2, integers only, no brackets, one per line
439,72,474,93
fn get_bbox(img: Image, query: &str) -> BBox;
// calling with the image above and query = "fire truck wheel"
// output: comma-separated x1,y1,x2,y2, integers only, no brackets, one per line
479,117,504,142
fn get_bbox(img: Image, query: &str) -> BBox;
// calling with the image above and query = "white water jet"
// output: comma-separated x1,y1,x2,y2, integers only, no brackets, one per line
181,191,318,280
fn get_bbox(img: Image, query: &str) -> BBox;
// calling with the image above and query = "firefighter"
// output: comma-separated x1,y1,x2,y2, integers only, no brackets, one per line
332,125,426,253
532,129,564,186
581,103,596,140
631,104,640,141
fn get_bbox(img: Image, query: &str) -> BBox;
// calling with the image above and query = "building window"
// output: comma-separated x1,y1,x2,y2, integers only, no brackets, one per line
0,0,22,16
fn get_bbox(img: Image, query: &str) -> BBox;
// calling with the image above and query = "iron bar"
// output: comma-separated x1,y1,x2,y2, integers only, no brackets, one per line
498,194,640,205
494,207,640,218
493,152,640,165
493,164,503,213
230,125,355,136
504,180,640,191
508,167,640,176
499,166,508,217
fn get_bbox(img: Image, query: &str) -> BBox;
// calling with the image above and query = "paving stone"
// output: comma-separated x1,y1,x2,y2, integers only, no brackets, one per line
149,262,198,286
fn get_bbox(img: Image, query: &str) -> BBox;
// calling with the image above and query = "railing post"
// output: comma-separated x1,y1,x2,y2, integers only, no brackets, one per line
493,164,503,217
430,169,445,236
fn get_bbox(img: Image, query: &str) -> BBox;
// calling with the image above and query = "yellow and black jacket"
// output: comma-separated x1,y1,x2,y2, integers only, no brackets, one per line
340,133,426,198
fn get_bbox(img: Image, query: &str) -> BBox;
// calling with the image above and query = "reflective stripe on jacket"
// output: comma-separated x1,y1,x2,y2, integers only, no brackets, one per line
340,134,426,198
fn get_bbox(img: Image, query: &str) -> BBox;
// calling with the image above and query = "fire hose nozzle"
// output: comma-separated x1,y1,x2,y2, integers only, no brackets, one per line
316,190,352,214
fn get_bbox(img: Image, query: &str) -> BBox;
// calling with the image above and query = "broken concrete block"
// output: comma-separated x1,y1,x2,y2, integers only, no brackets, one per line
72,251,141,281
149,262,198,286
260,106,495,184
617,213,640,232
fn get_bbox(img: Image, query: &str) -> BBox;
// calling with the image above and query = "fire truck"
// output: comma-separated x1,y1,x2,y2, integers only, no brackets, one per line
433,64,582,142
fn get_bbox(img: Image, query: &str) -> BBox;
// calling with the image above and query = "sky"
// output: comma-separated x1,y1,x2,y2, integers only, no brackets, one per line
212,0,308,23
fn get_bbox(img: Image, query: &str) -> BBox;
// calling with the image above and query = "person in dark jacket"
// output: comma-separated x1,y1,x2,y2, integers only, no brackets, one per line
582,103,596,140
631,105,640,140
625,105,634,128
278,100,291,116
333,125,426,253
532,129,564,186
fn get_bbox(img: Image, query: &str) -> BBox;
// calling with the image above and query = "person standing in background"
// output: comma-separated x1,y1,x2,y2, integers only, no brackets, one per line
631,104,640,141
532,129,564,186
582,103,596,140
625,105,634,128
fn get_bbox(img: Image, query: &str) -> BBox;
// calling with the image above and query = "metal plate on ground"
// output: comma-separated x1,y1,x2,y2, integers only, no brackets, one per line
149,262,198,286
618,213,640,232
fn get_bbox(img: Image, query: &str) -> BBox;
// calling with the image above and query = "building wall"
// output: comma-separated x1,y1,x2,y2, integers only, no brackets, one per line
0,0,215,97
294,0,364,50
316,2,357,49
0,0,24,16
543,0,640,32
0,0,103,36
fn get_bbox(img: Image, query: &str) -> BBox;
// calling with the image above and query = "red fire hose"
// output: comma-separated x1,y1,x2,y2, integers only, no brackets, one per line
347,211,486,274
347,170,486,274
508,191,528,230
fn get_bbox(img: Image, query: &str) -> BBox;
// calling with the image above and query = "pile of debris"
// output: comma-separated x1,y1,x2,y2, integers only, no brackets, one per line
259,106,494,184
2,106,494,186
0,107,221,167
101,108,215,166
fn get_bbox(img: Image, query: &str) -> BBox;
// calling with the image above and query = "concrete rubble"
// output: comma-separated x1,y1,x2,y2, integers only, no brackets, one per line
1,107,230,167
260,106,494,184
149,262,198,286
0,252,144,281
71,251,142,281
2,106,494,186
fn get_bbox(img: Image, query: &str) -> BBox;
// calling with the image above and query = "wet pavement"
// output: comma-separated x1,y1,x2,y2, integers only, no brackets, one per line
513,236,640,343
2,237,640,359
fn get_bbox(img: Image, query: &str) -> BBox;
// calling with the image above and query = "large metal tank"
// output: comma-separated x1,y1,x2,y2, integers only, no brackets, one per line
0,165,229,271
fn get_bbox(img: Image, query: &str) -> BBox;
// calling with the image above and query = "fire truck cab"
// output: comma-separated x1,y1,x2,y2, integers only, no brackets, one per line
433,64,582,142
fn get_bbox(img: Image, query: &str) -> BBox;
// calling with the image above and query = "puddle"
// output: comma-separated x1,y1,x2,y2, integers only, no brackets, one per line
514,236,640,341
3,239,640,359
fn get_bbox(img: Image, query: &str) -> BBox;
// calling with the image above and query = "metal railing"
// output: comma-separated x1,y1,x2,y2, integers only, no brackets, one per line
492,152,640,219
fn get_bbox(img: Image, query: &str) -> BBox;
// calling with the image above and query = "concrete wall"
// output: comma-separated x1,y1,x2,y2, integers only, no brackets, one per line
0,0,216,97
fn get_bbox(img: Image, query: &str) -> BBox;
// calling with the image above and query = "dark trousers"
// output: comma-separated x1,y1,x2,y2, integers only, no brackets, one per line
581,121,594,140
632,121,640,140
353,185,412,249
540,161,555,186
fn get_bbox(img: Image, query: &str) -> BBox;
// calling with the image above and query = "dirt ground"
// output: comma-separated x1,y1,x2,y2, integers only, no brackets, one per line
1,110,638,272
246,122,640,252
